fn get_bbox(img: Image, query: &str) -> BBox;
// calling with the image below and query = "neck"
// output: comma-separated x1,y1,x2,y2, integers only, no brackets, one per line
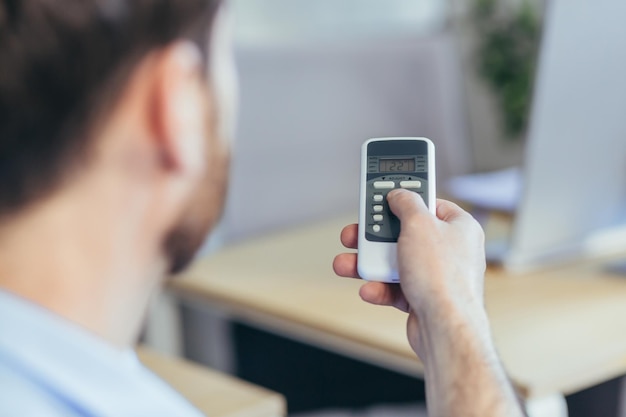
0,180,164,349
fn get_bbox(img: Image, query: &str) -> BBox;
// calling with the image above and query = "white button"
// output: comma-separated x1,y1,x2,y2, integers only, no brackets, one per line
400,180,422,189
373,194,384,202
374,181,395,189
373,205,383,212
373,225,381,232
373,214,383,222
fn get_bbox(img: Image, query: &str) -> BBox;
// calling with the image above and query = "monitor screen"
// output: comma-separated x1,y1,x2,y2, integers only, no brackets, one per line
506,0,626,271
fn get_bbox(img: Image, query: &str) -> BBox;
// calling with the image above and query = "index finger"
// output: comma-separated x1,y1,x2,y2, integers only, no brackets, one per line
340,223,358,249
436,199,473,224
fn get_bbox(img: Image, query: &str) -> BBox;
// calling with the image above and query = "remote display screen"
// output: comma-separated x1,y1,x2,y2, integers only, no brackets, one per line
379,158,415,172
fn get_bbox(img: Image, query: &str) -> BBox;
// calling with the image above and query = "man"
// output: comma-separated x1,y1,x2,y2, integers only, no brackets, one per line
0,1,525,416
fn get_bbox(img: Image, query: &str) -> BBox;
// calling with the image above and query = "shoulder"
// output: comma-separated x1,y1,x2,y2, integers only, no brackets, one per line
0,359,79,417
0,353,205,417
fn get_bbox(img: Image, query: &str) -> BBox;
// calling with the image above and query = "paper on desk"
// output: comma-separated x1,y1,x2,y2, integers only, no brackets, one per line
445,167,523,212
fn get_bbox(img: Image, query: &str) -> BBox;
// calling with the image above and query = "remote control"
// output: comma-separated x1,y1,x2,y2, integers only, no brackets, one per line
357,137,436,282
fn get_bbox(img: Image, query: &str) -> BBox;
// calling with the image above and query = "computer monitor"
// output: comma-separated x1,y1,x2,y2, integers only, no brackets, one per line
504,0,626,271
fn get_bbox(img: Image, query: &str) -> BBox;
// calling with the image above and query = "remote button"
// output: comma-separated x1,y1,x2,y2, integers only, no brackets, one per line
374,181,395,189
373,225,381,233
373,205,383,213
373,214,383,222
373,194,384,202
400,180,422,189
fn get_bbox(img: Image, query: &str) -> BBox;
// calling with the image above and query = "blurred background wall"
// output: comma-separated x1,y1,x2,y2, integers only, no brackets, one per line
218,0,474,244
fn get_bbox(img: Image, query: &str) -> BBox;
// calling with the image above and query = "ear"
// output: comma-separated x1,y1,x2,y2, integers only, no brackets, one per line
150,41,209,178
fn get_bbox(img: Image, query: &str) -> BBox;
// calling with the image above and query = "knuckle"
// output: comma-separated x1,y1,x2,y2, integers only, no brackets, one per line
395,190,417,206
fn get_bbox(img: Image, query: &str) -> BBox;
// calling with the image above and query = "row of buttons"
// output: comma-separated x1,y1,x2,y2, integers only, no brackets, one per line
373,180,421,190
372,192,384,232
372,186,384,232
371,186,386,232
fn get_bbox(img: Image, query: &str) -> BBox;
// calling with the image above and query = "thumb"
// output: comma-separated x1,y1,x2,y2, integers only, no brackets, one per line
387,189,430,222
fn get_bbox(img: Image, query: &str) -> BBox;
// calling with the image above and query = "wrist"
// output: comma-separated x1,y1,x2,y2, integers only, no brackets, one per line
409,300,525,417
412,298,494,362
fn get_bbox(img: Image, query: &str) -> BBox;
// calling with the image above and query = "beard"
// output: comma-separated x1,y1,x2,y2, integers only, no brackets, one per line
163,114,231,275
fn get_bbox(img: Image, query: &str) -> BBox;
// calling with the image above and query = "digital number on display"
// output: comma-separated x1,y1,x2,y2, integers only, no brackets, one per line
378,158,415,172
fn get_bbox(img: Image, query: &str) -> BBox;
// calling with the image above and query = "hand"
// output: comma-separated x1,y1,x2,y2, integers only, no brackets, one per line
333,189,486,357
335,192,525,417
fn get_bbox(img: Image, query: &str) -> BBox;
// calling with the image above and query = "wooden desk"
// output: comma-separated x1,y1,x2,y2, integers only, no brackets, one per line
138,347,286,417
170,216,626,400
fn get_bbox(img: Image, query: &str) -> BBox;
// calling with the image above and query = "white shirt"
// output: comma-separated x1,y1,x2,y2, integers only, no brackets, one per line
0,290,204,417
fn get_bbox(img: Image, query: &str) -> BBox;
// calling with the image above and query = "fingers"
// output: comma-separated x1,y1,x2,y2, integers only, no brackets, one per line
333,224,359,278
333,253,359,278
359,282,410,312
340,223,358,249
334,224,359,278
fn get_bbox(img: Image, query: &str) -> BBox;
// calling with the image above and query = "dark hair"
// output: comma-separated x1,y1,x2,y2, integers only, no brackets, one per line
0,0,221,217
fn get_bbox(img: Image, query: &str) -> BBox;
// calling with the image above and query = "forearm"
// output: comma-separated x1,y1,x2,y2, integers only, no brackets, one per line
418,306,527,417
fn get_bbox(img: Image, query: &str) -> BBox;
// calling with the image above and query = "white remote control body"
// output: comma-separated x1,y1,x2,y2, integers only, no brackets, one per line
357,137,436,282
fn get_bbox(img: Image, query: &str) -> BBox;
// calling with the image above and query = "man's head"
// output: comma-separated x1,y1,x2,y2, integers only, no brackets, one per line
0,0,234,277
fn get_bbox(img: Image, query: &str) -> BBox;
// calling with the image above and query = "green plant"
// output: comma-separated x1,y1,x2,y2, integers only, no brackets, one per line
473,0,542,139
